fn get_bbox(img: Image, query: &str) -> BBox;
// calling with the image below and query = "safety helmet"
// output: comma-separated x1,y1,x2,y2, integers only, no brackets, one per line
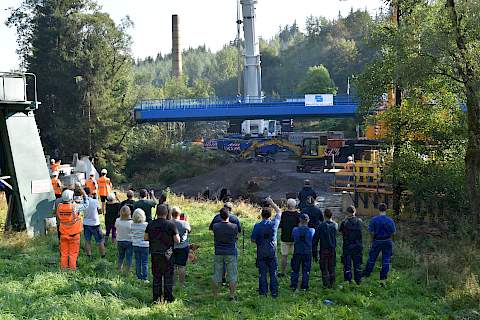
101,169,107,174
51,159,55,163
62,189,74,202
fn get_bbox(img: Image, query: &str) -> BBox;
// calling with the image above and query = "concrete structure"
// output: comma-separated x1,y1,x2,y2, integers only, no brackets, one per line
172,14,182,78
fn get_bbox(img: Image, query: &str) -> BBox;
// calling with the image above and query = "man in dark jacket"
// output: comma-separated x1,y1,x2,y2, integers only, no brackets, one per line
144,204,180,303
301,196,323,261
298,180,317,211
318,208,338,288
278,198,300,277
339,205,363,285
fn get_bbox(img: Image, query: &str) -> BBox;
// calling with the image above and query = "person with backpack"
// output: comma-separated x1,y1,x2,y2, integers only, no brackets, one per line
363,203,396,287
251,197,282,297
318,208,338,288
290,214,315,291
339,205,364,285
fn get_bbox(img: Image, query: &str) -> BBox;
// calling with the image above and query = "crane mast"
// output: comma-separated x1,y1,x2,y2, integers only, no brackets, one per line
240,0,261,101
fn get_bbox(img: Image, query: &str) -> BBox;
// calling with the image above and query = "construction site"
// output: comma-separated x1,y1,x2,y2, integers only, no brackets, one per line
0,0,478,318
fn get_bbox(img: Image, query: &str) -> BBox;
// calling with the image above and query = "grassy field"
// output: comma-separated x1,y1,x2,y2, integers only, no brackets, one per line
0,195,460,319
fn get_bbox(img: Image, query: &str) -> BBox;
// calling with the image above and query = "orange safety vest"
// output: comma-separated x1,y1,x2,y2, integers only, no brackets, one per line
97,176,112,197
85,178,97,194
51,177,61,195
56,203,82,235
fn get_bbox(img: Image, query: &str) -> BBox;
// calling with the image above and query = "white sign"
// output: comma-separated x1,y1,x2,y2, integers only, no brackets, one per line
305,94,334,106
31,179,52,194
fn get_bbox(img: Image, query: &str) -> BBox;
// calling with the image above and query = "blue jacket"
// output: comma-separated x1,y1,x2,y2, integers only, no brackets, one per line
251,212,281,259
292,225,315,255
368,215,396,240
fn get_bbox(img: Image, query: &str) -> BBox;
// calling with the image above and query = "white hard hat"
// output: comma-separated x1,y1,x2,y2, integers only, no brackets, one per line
107,193,116,202
51,159,55,163
51,171,59,176
89,172,95,176
101,169,107,174
61,189,74,202
348,156,353,161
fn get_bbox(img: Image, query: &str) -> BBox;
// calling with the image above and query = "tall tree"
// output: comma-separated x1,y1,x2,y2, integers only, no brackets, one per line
7,0,134,177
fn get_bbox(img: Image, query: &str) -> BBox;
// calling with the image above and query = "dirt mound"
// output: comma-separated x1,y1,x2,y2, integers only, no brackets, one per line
171,153,334,201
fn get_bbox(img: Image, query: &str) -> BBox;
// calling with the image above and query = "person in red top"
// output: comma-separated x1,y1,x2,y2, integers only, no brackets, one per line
51,171,62,199
56,185,89,270
85,173,98,198
97,168,112,213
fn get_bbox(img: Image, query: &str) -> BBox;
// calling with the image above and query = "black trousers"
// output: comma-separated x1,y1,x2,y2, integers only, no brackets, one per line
151,254,175,302
320,248,336,288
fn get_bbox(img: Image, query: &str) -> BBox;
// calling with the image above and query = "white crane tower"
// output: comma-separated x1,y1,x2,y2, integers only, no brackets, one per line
239,0,278,137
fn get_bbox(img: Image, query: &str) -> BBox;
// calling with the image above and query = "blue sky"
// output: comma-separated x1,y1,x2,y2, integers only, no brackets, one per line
0,0,385,71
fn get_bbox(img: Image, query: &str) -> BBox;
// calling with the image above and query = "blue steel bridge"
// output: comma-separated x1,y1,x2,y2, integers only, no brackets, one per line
134,94,360,123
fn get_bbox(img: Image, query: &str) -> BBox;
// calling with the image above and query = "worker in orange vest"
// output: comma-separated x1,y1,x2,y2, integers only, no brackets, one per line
57,185,89,270
85,172,98,198
98,168,112,214
51,171,63,199
50,159,61,173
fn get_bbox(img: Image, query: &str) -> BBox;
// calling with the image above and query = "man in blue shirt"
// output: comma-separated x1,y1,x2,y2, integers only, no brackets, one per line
318,208,338,288
212,208,239,300
251,197,282,297
301,196,324,262
363,203,396,286
290,214,316,291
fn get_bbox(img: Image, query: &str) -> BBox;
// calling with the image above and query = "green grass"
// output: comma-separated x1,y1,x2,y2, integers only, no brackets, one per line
0,195,454,319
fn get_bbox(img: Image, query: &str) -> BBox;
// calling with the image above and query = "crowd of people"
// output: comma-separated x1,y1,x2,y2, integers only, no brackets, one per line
53,171,397,304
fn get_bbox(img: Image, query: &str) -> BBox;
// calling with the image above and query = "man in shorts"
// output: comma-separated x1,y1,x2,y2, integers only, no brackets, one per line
83,187,106,258
172,207,191,288
278,198,300,277
212,208,239,300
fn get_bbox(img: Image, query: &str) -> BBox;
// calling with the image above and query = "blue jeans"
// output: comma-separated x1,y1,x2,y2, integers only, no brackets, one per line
117,241,133,269
256,256,278,296
363,240,393,280
134,246,149,280
290,253,312,290
343,253,362,284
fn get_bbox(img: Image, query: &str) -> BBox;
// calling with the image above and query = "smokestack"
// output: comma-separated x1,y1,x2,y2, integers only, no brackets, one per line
172,14,182,78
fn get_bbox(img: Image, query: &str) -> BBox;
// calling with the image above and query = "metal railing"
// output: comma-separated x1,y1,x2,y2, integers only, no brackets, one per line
136,94,359,111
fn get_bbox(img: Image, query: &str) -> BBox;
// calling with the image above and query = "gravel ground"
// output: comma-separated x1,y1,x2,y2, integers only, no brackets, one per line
171,152,343,212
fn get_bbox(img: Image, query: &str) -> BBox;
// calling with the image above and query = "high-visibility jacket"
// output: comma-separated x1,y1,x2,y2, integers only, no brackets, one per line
97,176,112,197
51,163,59,173
51,177,62,195
56,203,82,235
85,178,98,194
